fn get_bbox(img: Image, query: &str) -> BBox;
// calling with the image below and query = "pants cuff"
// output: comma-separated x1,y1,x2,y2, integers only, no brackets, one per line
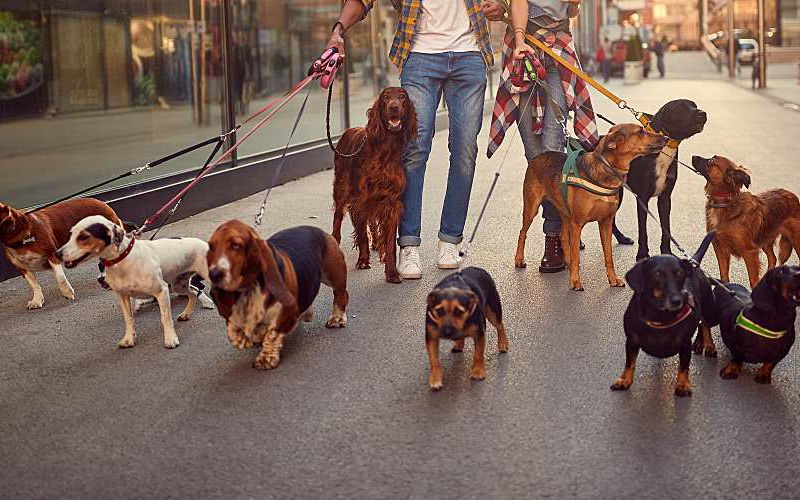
438,231,463,245
398,236,422,247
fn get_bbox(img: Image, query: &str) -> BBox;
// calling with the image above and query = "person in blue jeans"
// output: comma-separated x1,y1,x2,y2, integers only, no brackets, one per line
326,0,505,280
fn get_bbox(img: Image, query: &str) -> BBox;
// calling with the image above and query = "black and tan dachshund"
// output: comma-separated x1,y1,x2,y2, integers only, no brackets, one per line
716,265,800,384
425,267,509,391
612,231,717,397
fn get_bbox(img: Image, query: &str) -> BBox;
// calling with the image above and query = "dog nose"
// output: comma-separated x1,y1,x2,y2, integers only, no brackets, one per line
209,267,225,284
667,295,684,311
441,326,457,339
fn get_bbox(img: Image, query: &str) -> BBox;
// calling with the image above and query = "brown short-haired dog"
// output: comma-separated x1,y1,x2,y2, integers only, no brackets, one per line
207,221,349,370
691,155,800,288
425,267,508,390
515,124,667,291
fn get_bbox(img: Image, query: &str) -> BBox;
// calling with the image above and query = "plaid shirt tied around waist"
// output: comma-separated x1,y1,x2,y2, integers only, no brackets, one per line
359,0,494,70
487,25,599,158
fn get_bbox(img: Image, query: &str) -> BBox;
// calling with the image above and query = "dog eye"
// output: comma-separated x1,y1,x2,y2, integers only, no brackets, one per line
453,309,463,317
77,234,88,242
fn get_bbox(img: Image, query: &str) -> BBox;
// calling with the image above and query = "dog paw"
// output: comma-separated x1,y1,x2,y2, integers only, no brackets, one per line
514,259,527,269
470,366,487,381
164,335,180,349
609,276,626,287
253,351,280,370
610,379,632,391
356,260,371,270
177,313,191,322
720,364,741,379
385,273,402,284
27,297,44,310
635,252,650,262
429,380,443,391
674,384,693,397
498,340,509,353
325,314,347,329
60,286,76,301
754,374,772,384
570,284,585,291
616,235,635,245
118,335,136,348
704,347,718,358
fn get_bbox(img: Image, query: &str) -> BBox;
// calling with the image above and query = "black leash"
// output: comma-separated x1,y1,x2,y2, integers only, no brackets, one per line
29,129,238,213
326,82,367,158
148,136,226,240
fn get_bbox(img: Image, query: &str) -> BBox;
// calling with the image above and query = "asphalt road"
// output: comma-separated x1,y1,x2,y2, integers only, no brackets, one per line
2,57,800,498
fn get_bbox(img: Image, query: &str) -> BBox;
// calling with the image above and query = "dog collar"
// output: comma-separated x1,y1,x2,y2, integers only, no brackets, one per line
5,233,36,249
736,311,787,339
645,304,694,329
707,192,735,209
100,237,135,268
642,120,681,149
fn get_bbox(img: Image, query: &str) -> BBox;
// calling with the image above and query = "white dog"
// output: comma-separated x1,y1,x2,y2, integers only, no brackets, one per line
57,215,212,349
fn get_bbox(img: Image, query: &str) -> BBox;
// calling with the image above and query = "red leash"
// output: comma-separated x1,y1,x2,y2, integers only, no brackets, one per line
138,49,343,234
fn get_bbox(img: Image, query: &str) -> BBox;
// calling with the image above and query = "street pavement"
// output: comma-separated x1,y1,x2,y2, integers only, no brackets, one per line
2,52,800,498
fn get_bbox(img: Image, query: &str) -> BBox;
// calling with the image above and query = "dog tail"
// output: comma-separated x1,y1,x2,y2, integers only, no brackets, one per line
691,230,716,265
779,234,794,264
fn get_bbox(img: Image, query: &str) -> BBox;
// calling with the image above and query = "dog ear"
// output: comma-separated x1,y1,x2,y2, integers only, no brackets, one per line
680,259,696,278
112,224,124,247
403,90,418,143
365,95,387,143
726,165,751,189
249,232,298,314
466,292,480,317
751,269,779,311
625,261,647,293
427,291,440,309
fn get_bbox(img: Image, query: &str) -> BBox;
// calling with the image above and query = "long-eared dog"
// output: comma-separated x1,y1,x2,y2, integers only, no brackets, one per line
516,123,667,291
716,265,800,384
425,266,508,390
56,215,211,349
207,221,348,370
612,99,707,260
612,231,717,397
692,155,800,288
0,198,129,309
332,87,417,284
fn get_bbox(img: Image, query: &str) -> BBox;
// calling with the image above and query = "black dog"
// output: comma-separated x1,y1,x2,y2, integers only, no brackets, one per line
613,99,707,260
611,231,716,397
425,266,509,391
716,265,800,384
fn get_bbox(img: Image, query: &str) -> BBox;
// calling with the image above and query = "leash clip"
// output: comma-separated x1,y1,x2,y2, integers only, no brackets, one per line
131,163,151,175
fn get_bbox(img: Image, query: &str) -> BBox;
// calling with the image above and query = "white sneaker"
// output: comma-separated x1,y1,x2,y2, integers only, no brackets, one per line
437,241,462,270
398,246,422,279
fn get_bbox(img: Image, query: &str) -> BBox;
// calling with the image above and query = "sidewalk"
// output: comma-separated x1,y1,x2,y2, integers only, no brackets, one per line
3,66,800,497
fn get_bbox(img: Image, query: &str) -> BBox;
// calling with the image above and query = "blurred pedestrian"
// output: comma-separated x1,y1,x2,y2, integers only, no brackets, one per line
653,36,666,78
601,36,612,82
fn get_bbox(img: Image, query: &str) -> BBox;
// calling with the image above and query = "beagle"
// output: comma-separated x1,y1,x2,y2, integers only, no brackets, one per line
56,215,212,349
207,221,348,370
0,198,128,309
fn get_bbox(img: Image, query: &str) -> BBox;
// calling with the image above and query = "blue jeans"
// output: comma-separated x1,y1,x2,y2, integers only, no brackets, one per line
398,51,487,247
517,54,567,235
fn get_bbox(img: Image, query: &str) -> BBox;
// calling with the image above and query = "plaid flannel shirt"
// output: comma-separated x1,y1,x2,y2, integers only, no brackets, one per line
359,0,494,70
487,25,599,158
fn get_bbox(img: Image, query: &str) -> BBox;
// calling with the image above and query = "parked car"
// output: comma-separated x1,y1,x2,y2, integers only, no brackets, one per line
610,39,652,78
737,38,758,65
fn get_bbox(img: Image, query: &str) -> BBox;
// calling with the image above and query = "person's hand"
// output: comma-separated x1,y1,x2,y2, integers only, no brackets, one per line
325,26,346,56
482,0,506,22
513,41,535,61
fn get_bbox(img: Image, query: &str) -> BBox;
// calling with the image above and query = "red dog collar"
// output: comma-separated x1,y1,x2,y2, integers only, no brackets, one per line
708,192,736,208
645,304,694,330
100,237,135,268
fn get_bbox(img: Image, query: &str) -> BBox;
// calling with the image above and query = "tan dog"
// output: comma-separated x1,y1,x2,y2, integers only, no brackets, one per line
0,198,127,309
515,124,667,290
692,155,800,288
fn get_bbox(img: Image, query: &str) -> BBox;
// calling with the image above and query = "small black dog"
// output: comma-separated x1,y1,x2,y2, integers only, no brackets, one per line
716,265,800,384
425,266,508,391
612,231,716,397
613,99,708,260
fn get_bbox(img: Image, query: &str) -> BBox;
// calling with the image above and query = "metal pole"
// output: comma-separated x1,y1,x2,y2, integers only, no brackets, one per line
727,0,735,78
757,0,767,87
701,0,708,35
220,0,237,161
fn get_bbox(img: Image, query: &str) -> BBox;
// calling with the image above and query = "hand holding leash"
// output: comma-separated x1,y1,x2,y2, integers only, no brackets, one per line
309,46,344,89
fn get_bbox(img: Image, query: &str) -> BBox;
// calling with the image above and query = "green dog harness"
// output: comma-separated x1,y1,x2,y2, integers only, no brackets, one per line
560,139,620,205
735,311,787,339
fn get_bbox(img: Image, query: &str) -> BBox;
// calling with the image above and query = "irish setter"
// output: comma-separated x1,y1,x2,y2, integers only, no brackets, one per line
332,87,417,283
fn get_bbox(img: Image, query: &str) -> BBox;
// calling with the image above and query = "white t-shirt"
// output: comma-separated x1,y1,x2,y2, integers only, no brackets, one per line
411,0,479,54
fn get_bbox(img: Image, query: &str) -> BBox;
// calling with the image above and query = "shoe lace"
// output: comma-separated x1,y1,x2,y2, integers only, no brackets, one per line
404,247,420,267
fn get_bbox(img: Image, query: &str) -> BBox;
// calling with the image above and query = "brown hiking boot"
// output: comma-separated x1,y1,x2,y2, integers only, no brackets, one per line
539,233,566,273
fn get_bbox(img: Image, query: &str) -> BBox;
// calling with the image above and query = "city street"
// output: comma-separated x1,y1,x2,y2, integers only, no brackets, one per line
2,52,800,498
